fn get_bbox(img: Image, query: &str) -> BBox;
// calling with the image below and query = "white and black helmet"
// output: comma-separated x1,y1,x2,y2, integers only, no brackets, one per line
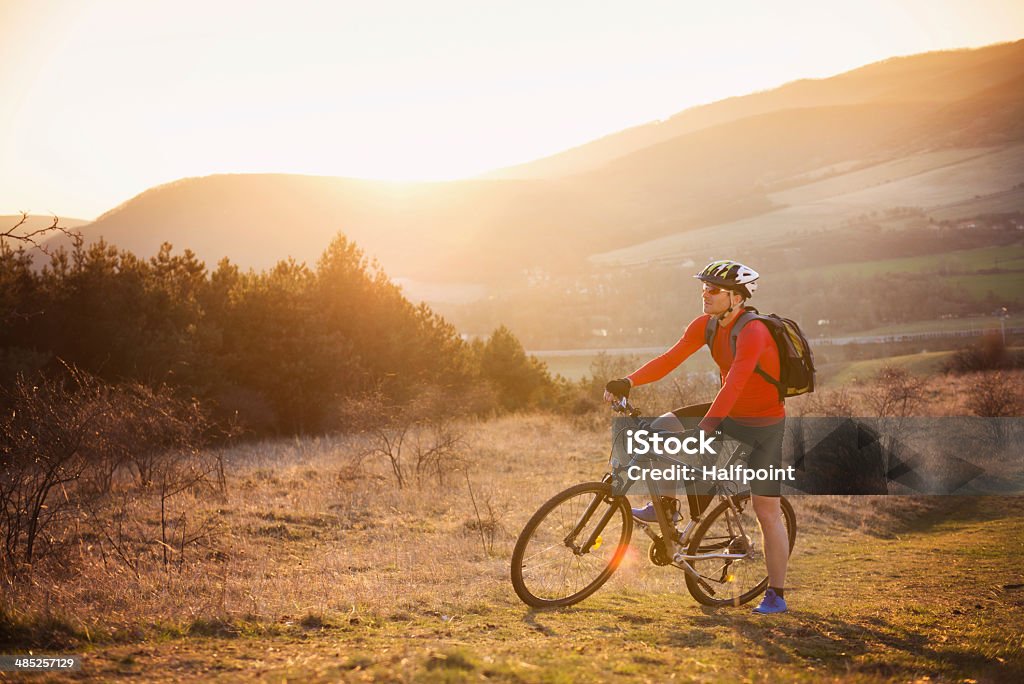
694,260,760,298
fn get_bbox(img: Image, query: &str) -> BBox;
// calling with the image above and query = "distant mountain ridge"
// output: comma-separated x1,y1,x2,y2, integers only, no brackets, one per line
484,40,1024,179
41,40,1024,287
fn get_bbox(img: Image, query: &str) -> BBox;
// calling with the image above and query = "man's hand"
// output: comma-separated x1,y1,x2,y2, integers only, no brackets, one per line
604,378,632,402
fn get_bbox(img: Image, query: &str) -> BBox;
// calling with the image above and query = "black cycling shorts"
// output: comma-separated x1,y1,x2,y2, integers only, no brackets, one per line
671,403,786,497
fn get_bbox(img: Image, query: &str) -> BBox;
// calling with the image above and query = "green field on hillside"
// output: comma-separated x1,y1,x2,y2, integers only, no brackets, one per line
948,270,1024,299
792,244,1024,280
820,351,956,386
849,314,1024,336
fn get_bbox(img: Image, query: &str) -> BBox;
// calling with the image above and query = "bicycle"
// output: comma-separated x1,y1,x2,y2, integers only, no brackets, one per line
510,399,796,608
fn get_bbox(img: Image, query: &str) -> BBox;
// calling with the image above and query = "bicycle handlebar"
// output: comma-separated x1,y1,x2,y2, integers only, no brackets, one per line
608,396,642,417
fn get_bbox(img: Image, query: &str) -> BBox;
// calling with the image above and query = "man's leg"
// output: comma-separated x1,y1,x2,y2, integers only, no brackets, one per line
752,494,788,589
719,418,790,613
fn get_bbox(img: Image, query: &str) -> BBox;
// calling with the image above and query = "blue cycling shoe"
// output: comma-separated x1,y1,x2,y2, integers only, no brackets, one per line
631,498,681,523
752,588,787,614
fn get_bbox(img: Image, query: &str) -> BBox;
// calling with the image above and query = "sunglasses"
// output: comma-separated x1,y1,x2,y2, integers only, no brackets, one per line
701,284,732,295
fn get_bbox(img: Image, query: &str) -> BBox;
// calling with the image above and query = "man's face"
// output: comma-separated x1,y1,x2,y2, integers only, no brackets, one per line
701,283,736,316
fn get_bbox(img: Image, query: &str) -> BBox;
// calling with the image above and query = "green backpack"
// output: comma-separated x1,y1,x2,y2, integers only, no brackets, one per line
704,307,816,401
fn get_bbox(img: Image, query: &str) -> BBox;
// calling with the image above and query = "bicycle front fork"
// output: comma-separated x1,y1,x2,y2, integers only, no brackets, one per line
563,476,624,555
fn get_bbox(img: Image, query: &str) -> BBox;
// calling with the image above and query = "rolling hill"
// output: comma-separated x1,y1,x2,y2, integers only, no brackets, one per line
38,175,632,281
484,39,1024,179
40,40,1024,292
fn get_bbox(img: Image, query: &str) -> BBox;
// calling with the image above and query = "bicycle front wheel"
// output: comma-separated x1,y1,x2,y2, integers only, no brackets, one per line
683,493,796,607
511,481,633,608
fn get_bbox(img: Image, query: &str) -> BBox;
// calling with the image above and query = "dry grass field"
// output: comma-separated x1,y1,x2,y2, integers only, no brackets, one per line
3,369,1024,682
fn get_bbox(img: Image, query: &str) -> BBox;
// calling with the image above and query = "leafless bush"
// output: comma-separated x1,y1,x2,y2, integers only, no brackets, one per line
587,351,718,414
1,367,109,576
943,334,1019,374
798,387,856,417
863,366,927,418
965,372,1023,418
410,420,464,485
588,352,640,393
0,365,216,579
463,474,509,556
349,388,467,488
588,352,639,405
857,366,931,479
89,495,220,578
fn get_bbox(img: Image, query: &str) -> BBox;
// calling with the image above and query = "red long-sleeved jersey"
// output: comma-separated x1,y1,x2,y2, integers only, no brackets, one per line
627,309,785,430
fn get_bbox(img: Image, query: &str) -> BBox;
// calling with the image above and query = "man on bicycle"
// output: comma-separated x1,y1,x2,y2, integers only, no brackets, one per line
604,259,790,614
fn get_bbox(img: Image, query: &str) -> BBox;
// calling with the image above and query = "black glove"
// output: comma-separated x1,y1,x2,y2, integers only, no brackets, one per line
605,378,631,399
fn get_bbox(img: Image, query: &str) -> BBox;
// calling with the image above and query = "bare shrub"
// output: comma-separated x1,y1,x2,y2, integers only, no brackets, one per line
588,352,641,398
797,387,856,417
863,366,927,418
855,366,933,485
944,334,1019,374
587,351,718,414
0,365,215,579
349,387,467,488
1,367,112,575
665,372,719,407
965,371,1023,418
463,474,509,556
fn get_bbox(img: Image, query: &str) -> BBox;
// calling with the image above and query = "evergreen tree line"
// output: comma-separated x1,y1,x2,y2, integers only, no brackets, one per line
0,235,577,435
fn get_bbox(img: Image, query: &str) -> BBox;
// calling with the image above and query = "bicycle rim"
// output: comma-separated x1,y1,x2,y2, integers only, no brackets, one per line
683,494,796,607
511,482,632,608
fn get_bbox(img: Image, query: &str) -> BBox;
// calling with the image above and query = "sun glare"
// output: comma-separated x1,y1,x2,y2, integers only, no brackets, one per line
2,0,1023,218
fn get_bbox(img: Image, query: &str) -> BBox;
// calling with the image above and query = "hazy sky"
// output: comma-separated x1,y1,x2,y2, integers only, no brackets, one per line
2,0,1023,219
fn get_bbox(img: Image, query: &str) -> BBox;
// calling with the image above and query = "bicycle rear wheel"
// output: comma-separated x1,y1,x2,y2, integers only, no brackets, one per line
683,493,796,607
511,481,632,608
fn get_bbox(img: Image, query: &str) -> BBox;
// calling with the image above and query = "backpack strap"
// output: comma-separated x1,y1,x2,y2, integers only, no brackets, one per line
729,310,786,401
706,309,757,353
703,315,719,349
728,310,760,351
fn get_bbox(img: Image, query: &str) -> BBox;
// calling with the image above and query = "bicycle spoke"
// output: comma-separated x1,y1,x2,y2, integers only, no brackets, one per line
521,541,568,565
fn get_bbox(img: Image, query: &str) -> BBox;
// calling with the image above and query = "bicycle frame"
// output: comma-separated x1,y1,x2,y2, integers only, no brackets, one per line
595,400,755,583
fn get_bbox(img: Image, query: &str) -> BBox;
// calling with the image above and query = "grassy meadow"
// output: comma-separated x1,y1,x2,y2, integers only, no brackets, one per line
3,372,1024,681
